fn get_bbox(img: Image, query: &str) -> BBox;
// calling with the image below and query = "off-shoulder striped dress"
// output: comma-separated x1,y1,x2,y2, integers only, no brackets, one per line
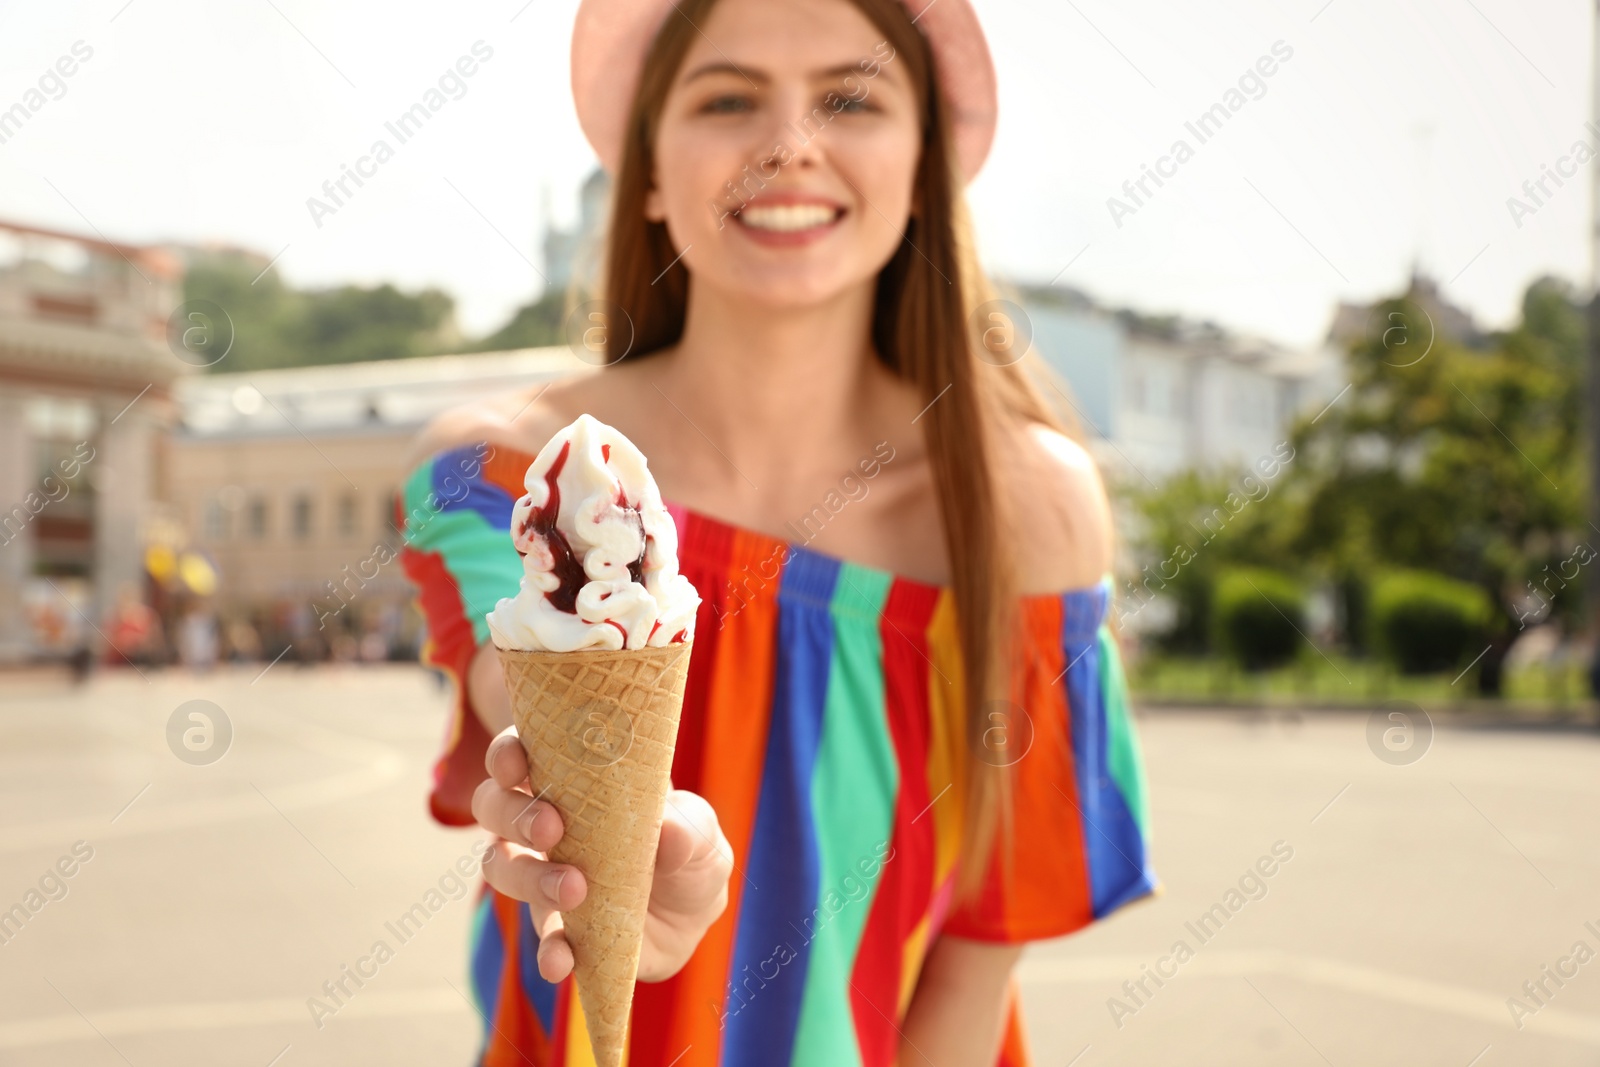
398,441,1158,1067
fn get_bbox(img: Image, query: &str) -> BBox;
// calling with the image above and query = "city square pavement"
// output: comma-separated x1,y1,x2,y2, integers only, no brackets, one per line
0,665,1595,1066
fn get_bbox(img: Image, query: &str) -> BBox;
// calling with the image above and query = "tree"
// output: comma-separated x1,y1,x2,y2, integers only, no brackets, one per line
184,257,459,373
470,289,567,352
288,283,457,366
1121,275,1587,697
1121,462,1299,653
1284,276,1584,693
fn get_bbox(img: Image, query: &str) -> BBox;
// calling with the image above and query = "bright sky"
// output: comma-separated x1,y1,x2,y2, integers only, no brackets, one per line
0,0,1587,347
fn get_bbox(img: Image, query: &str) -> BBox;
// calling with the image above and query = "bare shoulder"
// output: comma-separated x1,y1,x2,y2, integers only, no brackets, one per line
399,371,599,473
998,419,1114,594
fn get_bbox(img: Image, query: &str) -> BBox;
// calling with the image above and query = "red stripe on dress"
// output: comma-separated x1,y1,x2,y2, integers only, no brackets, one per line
662,508,734,793
1007,596,1094,937
629,513,785,1065
549,978,574,1067
625,507,727,1066
850,578,940,1066
938,596,1093,941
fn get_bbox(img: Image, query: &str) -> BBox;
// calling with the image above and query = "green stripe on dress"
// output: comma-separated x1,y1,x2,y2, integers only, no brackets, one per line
402,463,521,647
1098,622,1151,839
792,562,896,1066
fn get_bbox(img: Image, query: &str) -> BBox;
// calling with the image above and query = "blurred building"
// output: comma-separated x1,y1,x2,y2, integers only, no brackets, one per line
0,218,184,662
1021,293,1342,482
541,168,610,292
168,347,589,629
1325,265,1488,352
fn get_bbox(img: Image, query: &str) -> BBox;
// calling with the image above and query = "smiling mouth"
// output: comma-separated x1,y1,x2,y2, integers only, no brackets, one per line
732,202,846,233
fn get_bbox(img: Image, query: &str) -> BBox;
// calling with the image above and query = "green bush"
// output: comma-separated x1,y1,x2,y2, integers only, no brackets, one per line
1367,569,1495,674
1211,568,1306,671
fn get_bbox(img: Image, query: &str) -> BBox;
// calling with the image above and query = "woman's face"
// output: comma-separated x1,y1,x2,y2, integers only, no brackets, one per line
644,0,923,309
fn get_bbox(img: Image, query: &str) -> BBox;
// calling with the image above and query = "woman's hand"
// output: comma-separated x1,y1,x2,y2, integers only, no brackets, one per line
472,726,733,983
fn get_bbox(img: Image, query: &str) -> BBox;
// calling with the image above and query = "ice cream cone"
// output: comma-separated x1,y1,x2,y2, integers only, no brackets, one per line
498,640,693,1067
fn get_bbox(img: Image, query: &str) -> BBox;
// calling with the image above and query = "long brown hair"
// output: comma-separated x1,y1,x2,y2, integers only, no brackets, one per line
585,0,1074,906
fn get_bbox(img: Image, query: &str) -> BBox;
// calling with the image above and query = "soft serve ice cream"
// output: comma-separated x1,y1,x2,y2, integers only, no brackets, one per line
487,414,699,652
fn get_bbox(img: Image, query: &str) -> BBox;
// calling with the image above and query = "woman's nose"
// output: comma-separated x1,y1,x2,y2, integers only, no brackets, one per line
754,86,830,171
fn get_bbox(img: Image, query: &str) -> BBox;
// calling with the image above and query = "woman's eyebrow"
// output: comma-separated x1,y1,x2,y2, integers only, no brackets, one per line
682,60,889,85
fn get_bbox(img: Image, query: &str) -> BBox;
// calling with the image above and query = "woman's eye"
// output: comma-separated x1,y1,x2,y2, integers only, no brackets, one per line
701,95,751,115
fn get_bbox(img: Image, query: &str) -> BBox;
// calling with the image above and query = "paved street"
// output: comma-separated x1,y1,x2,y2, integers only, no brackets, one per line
0,666,1595,1066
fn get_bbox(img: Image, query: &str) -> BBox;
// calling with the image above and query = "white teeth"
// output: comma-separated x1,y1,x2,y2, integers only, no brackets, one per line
738,203,838,232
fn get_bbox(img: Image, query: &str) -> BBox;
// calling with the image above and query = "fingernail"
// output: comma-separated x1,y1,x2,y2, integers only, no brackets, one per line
540,868,567,903
518,805,538,841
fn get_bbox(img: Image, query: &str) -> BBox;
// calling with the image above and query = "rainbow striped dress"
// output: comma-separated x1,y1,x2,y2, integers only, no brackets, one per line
399,442,1157,1067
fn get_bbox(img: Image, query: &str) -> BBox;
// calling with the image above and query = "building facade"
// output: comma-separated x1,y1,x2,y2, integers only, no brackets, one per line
1022,299,1343,483
168,348,591,649
0,219,183,662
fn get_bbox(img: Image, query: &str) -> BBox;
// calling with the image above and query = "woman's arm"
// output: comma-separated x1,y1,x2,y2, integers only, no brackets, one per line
466,640,514,735
897,934,1025,1066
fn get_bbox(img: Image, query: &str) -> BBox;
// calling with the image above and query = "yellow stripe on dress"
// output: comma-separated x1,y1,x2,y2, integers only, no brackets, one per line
566,984,601,1067
924,590,966,886
899,590,967,1012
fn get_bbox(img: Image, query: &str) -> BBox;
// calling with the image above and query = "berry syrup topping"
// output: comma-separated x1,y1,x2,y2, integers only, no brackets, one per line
517,440,653,617
516,441,588,614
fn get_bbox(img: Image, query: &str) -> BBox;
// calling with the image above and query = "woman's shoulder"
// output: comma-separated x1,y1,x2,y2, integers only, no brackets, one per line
999,419,1114,595
400,372,596,475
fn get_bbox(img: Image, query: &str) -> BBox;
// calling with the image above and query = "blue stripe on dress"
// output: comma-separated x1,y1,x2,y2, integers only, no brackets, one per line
1061,581,1150,916
431,443,516,526
720,548,839,1065
469,892,505,1044
1094,623,1160,914
517,900,559,1035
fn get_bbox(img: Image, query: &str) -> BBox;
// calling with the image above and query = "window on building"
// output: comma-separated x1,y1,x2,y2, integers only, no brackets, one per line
337,493,357,537
1152,372,1168,417
246,496,268,539
291,494,313,539
203,498,229,541
1233,380,1268,427
25,395,97,441
379,490,397,538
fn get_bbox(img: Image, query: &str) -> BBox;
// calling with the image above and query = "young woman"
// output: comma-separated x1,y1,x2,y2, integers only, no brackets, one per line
399,0,1157,1063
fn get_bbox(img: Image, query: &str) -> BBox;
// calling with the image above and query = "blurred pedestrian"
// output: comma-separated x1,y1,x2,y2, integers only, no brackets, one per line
177,603,220,672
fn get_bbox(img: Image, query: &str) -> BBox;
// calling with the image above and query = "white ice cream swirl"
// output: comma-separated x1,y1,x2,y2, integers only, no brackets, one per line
486,414,700,652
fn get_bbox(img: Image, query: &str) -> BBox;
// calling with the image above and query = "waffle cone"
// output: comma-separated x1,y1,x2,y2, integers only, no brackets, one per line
498,640,693,1067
